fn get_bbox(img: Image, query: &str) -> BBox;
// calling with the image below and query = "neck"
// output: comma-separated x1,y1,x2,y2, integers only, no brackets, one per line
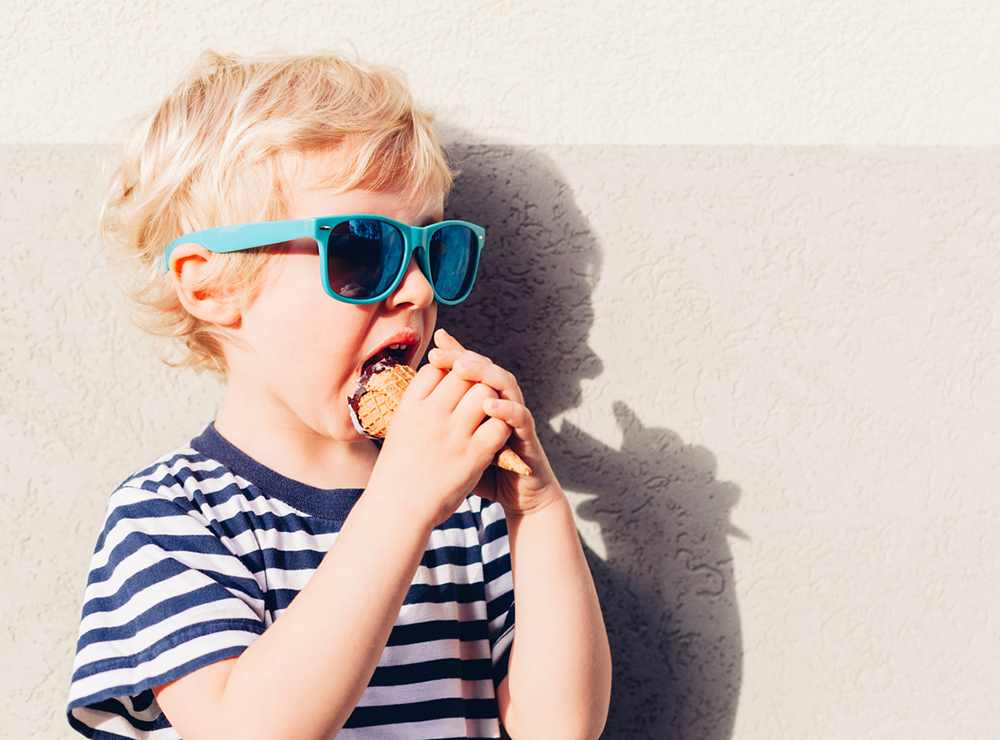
214,394,380,490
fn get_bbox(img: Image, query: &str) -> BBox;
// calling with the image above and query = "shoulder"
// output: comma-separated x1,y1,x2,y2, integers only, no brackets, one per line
69,453,269,737
102,441,262,534
88,440,275,586
115,441,240,505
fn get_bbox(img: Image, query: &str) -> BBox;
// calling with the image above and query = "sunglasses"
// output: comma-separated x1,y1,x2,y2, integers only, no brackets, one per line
164,214,486,305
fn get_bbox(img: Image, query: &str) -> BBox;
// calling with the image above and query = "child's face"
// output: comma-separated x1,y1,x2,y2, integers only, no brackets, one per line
227,153,444,449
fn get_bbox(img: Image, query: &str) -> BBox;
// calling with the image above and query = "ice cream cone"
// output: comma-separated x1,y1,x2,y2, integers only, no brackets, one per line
353,362,416,440
493,447,532,476
349,358,532,476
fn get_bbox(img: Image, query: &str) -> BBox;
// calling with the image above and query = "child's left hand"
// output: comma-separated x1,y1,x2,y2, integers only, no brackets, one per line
426,328,561,516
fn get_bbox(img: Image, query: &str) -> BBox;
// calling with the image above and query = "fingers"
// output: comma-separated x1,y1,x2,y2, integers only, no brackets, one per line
428,328,493,368
431,327,466,353
482,397,535,438
449,357,524,406
414,327,527,442
404,364,447,401
427,328,524,406
472,415,513,455
427,346,492,370
453,380,502,433
407,363,504,436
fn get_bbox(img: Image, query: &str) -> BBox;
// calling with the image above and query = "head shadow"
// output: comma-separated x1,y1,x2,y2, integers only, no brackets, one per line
439,130,745,740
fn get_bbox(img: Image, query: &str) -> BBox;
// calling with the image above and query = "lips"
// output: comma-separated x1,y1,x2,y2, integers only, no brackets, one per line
360,329,422,375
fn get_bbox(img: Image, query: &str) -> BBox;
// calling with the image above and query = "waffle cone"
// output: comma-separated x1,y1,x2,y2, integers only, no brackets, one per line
494,447,532,476
354,362,532,476
356,363,416,439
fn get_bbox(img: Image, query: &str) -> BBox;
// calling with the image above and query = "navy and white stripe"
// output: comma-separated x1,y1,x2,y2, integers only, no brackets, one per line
68,425,514,739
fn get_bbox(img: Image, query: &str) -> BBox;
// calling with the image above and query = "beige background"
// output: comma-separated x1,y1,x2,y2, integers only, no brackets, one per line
3,2,999,739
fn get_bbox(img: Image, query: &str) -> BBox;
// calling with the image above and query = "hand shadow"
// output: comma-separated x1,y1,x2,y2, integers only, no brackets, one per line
551,405,744,740
440,131,744,740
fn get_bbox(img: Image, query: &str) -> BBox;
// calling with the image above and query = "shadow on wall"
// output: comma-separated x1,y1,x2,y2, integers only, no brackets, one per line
441,135,744,740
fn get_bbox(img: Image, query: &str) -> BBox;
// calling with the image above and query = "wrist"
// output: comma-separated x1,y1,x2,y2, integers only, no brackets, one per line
357,476,440,539
501,484,571,526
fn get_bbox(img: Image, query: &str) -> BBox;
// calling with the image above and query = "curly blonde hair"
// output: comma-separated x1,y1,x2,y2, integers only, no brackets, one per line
101,51,454,375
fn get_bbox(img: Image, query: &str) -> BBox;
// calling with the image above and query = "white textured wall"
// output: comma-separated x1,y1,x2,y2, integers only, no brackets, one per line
3,2,999,739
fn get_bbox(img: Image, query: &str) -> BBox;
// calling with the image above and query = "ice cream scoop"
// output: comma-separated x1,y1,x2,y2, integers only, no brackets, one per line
349,357,532,475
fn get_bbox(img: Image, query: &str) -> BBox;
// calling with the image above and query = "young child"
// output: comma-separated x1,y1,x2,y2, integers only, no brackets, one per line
67,52,611,740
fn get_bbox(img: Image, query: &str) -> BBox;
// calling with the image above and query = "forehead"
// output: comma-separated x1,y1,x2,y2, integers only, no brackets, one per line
286,147,447,222
288,186,444,226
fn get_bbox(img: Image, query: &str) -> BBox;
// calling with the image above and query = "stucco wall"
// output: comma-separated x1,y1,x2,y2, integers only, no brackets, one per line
3,2,999,739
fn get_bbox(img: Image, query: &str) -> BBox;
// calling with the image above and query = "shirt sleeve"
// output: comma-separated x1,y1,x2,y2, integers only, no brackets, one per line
477,499,515,688
67,483,267,739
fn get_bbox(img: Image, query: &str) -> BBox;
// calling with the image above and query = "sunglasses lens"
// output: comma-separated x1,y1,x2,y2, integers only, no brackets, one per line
428,225,477,302
325,219,405,300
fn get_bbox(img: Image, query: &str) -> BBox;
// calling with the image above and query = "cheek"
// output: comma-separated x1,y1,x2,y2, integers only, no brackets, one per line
240,288,342,377
420,304,439,354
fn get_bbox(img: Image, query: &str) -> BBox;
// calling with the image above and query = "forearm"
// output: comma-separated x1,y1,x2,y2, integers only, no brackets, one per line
156,486,434,740
500,493,612,740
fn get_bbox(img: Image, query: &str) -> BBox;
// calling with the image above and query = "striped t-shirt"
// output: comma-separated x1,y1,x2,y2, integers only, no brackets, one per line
67,424,515,739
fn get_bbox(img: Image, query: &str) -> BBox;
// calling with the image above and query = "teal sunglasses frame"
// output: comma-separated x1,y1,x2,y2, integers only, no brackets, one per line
163,214,486,305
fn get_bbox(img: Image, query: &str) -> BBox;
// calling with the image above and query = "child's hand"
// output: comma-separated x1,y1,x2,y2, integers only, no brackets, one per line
365,335,514,527
426,328,561,518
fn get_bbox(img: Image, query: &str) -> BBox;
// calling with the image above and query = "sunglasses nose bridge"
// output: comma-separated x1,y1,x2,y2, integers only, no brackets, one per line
407,225,434,278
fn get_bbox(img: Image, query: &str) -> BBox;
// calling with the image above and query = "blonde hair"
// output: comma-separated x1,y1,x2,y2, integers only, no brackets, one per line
101,50,454,375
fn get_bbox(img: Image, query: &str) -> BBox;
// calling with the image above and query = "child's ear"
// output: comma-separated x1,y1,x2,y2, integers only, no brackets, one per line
169,243,244,326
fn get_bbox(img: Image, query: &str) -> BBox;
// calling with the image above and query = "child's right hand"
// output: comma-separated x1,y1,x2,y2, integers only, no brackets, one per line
363,360,512,526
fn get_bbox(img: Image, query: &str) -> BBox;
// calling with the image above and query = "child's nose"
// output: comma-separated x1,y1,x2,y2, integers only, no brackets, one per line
386,255,435,309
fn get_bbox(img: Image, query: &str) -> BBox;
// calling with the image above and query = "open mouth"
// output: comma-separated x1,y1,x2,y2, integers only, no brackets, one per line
362,342,414,373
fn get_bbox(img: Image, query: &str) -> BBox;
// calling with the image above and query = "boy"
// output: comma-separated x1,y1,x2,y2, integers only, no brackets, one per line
68,51,611,740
